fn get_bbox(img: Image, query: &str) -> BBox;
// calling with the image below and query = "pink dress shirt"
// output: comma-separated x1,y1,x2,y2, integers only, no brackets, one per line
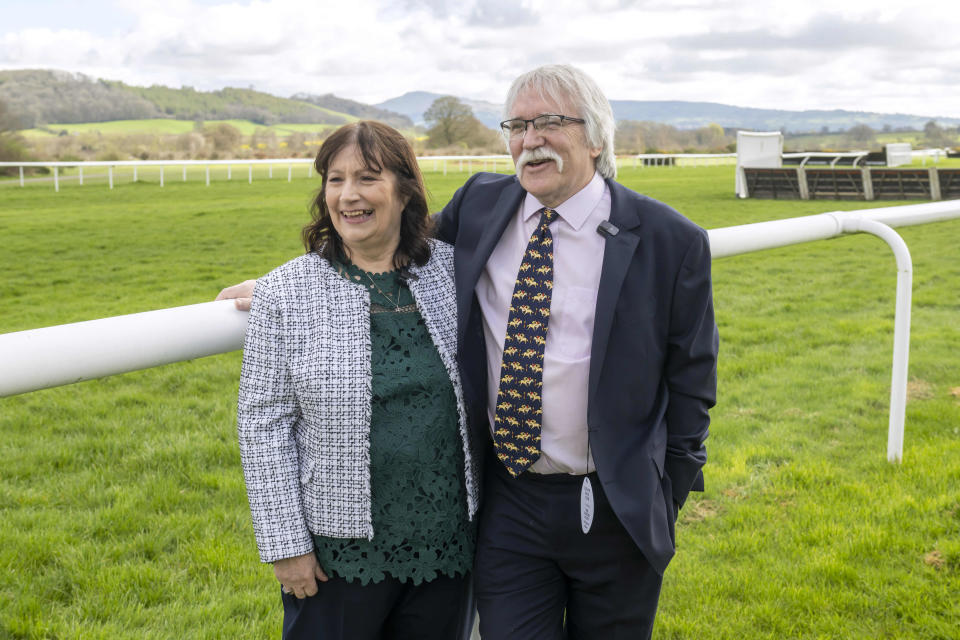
477,172,610,474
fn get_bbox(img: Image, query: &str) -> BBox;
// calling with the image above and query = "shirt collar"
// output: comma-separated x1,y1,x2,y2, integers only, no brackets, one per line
521,172,605,231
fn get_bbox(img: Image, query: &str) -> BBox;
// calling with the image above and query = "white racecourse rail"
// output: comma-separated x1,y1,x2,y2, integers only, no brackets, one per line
2,200,960,462
0,154,729,190
0,156,515,191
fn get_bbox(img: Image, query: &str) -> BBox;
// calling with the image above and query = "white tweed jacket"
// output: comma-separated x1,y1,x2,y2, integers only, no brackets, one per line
238,240,479,564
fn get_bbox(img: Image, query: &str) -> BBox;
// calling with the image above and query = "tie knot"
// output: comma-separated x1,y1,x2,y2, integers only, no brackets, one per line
540,207,558,225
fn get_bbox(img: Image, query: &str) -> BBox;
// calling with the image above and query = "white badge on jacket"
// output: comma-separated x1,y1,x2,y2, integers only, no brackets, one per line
580,476,594,534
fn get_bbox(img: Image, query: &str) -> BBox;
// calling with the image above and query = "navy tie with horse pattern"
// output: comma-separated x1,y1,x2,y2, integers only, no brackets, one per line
493,207,558,477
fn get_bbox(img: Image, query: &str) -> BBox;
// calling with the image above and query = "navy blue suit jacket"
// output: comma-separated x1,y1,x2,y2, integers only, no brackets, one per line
435,172,718,575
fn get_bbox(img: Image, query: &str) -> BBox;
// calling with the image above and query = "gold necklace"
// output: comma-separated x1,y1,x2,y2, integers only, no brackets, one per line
361,269,401,312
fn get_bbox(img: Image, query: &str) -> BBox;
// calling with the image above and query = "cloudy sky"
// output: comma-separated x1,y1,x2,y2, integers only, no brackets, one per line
2,0,959,117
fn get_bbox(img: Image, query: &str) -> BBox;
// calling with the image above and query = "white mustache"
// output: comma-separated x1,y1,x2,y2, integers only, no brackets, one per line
516,146,564,174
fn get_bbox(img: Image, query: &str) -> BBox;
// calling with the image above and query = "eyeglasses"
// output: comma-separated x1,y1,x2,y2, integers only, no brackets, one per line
499,114,586,138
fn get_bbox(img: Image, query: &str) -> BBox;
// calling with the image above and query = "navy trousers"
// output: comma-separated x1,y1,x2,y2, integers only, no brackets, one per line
281,570,470,640
474,458,664,640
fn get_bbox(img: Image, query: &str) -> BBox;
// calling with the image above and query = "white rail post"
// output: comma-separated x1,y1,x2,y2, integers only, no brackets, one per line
206,166,210,186
248,164,252,184
78,166,83,186
109,166,114,189
160,166,164,187
133,166,138,182
183,165,187,182
838,216,912,463
227,165,232,180
19,166,24,187
287,165,292,182
928,168,941,201
269,164,273,179
797,168,809,200
443,160,447,176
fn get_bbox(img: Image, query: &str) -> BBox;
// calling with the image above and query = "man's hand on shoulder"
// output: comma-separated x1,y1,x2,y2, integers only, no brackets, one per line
216,279,256,311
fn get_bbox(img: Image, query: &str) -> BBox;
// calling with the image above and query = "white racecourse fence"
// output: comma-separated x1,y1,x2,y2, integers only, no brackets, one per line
3,199,959,462
0,156,515,191
0,154,738,192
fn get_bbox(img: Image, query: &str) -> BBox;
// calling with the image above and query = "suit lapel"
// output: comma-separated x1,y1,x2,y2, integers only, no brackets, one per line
467,180,525,289
589,181,642,404
455,179,525,346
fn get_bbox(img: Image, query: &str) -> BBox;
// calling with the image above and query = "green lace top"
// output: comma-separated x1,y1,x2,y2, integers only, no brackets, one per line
312,262,475,585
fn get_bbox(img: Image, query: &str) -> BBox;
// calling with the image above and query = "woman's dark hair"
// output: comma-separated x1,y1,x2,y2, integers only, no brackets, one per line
303,121,432,268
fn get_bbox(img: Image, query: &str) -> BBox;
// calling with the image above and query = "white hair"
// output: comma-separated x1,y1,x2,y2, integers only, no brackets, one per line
502,64,617,179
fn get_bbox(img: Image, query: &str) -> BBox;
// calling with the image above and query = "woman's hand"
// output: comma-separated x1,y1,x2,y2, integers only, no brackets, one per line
215,279,256,311
274,551,329,599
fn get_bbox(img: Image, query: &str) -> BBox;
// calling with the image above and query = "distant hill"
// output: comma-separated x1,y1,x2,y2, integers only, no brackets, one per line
607,100,960,133
0,69,404,129
376,90,960,134
293,93,412,129
3,68,957,135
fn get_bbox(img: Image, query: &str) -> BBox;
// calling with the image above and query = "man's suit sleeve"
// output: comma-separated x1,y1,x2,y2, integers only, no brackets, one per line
664,227,718,508
434,173,483,245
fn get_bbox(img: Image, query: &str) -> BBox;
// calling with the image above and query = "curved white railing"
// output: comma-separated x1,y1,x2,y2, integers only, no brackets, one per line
2,200,960,462
0,301,249,397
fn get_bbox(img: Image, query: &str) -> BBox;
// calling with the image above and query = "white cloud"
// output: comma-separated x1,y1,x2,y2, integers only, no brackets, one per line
0,0,958,116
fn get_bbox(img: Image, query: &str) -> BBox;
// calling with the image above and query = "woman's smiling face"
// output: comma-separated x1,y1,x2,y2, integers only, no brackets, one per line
324,143,406,262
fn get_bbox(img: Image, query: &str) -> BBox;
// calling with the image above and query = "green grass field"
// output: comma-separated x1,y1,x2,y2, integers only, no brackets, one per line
1,167,958,638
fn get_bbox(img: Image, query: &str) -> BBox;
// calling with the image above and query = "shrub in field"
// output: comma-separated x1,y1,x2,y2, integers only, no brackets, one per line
176,132,207,158
0,133,29,173
0,97,30,173
204,123,242,153
95,149,124,162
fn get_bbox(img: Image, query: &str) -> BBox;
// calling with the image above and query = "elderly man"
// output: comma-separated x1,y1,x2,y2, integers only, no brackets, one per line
435,64,716,640
220,64,717,639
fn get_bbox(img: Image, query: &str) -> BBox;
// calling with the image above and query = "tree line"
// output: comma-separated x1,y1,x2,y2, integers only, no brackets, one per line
421,96,738,154
0,70,408,129
4,93,956,171
841,121,958,149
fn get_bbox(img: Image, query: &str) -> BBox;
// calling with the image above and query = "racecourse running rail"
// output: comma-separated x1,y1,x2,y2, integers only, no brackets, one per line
2,199,960,463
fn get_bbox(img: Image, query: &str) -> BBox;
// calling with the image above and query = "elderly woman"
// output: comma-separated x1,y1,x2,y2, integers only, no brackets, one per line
238,121,479,640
